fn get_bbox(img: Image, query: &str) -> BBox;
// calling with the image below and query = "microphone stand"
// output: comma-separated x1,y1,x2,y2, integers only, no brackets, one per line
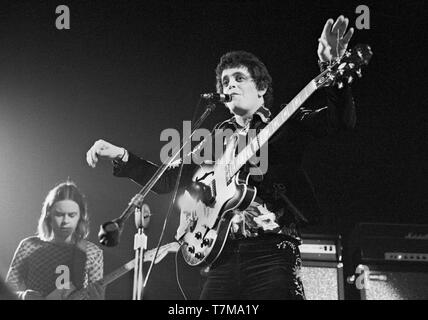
132,204,150,300
98,102,217,247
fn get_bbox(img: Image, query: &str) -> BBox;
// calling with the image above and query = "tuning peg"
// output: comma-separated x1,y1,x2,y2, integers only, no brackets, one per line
195,252,205,260
202,238,213,247
187,246,195,254
347,76,354,84
356,69,362,78
337,82,344,89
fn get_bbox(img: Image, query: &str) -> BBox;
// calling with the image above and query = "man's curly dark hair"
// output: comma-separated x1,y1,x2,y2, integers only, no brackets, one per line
215,51,273,109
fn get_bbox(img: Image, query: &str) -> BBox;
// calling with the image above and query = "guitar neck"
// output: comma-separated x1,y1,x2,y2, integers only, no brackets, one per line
68,243,180,300
68,260,135,300
229,79,318,178
98,243,176,287
100,260,135,287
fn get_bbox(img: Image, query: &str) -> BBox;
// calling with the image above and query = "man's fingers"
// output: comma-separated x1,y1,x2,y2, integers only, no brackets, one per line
88,283,104,299
318,37,328,47
343,27,354,44
86,139,121,167
86,150,92,167
92,146,100,165
88,149,95,167
331,15,344,35
338,17,349,38
88,145,99,168
96,284,105,295
321,18,334,38
90,148,98,168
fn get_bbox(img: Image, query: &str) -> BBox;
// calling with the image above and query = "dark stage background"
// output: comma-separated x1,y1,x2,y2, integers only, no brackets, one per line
0,0,426,299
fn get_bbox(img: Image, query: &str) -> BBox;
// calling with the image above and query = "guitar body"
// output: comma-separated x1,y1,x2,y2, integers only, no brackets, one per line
179,162,256,266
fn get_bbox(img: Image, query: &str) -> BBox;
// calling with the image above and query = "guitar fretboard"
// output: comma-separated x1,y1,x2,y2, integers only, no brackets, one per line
226,79,318,180
101,260,135,286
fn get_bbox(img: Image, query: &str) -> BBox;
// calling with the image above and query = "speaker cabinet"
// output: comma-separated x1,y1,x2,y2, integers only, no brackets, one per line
301,261,345,300
300,233,345,300
355,264,428,300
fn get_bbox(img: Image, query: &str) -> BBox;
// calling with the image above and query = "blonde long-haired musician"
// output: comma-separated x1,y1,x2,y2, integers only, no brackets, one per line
6,181,105,300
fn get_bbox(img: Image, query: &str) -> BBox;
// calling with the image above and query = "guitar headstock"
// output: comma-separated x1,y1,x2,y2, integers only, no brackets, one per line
315,44,373,89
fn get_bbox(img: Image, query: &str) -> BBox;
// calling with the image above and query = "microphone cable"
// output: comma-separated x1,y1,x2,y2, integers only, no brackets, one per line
175,246,188,300
143,95,210,300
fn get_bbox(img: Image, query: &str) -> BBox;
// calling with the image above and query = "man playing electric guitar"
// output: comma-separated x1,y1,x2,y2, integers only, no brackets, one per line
86,15,359,299
44,241,179,300
6,181,105,300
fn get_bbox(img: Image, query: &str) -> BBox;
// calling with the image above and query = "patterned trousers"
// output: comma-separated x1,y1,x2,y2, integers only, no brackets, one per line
200,235,305,300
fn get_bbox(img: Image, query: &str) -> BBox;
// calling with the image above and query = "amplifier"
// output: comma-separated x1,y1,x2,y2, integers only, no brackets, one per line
348,223,428,264
347,223,428,300
300,233,342,262
299,233,344,300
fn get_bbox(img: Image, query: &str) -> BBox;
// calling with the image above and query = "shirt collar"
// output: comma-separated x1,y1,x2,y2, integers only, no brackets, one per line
253,105,271,124
217,105,272,130
232,105,271,127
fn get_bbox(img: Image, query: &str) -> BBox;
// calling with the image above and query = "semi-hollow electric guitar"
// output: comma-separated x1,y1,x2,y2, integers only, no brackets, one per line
45,241,180,300
176,44,373,266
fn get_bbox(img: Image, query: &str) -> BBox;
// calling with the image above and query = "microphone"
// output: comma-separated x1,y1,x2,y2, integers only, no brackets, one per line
98,194,146,247
201,93,232,103
98,218,123,247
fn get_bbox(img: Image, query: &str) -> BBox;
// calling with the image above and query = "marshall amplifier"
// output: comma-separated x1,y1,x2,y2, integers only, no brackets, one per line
347,223,428,300
299,233,345,300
